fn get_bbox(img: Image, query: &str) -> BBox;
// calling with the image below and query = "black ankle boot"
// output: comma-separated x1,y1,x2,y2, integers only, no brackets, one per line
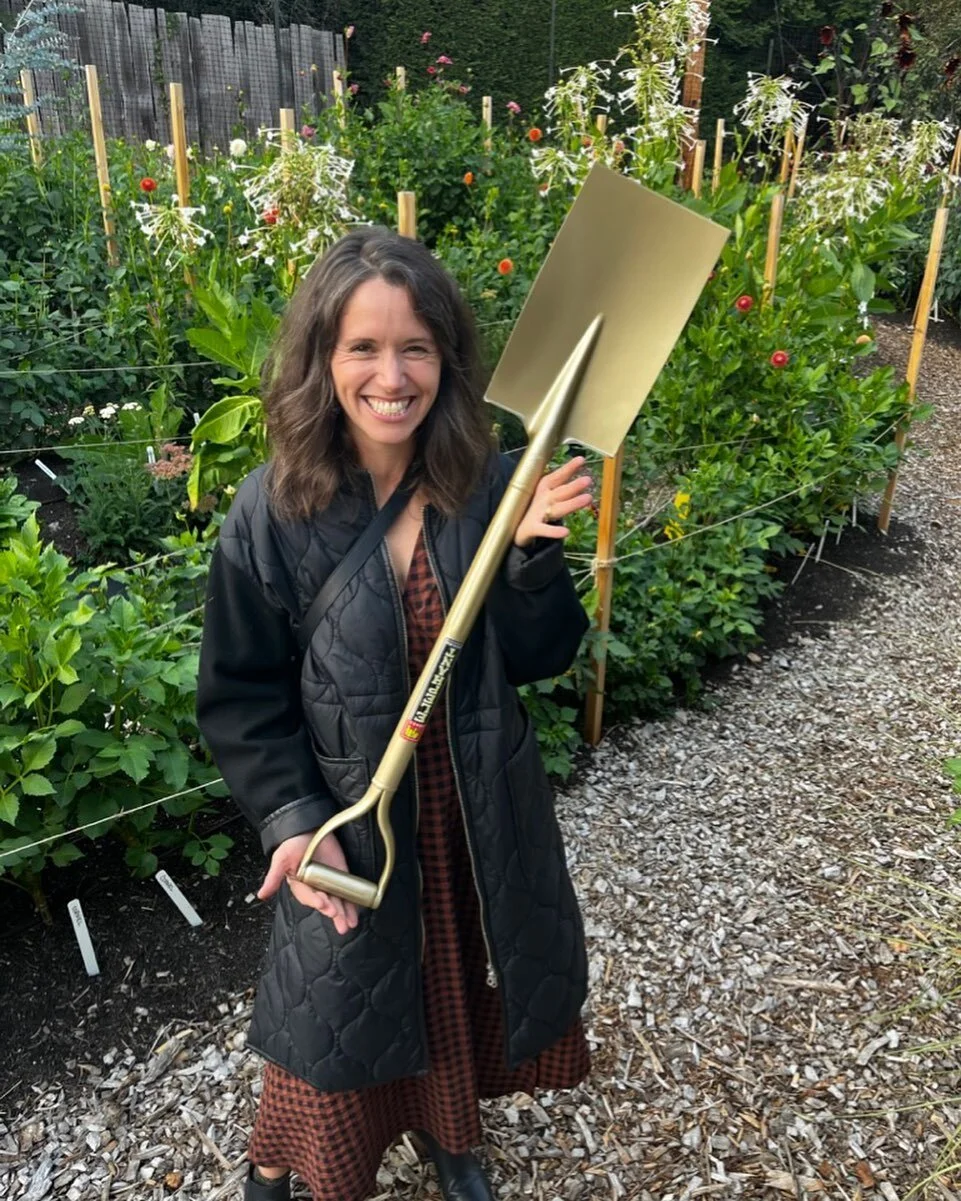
244,1165,291,1201
413,1129,494,1201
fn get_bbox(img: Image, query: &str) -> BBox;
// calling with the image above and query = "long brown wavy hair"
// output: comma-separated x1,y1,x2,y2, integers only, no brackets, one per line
263,227,495,521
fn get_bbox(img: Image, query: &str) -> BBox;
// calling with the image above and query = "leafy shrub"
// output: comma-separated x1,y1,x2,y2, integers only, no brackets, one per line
0,518,226,919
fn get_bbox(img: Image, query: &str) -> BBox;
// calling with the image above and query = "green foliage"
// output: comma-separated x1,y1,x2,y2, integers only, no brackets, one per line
0,474,38,540
185,281,277,510
0,517,226,891
0,0,75,146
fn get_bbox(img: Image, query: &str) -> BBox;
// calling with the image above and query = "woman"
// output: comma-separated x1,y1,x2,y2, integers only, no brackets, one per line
196,226,593,1201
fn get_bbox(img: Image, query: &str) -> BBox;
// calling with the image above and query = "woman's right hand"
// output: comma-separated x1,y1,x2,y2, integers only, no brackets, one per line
258,832,360,935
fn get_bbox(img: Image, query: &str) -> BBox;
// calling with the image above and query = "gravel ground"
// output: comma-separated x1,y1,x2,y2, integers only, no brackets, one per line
3,317,961,1201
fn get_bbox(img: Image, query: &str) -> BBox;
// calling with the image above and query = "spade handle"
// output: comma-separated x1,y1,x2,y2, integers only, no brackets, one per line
296,316,603,907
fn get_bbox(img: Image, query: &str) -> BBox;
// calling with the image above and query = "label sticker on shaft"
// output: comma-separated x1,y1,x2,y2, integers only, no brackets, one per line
402,638,462,742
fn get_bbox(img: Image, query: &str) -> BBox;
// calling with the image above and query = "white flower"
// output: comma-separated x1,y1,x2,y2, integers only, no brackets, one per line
99,405,117,419
229,138,248,158
145,139,157,151
165,144,175,159
121,402,142,411
67,416,84,426
734,73,810,142
186,146,194,159
132,201,213,266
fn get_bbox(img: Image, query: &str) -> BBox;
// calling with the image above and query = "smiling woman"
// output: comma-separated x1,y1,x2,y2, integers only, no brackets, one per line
329,278,442,464
263,228,493,521
197,225,594,1201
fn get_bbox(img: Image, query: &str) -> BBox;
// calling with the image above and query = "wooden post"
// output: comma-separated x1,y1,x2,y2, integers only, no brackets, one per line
397,191,417,239
331,70,346,128
761,191,785,307
787,117,807,200
279,106,296,149
84,66,118,267
169,82,190,207
878,134,960,533
778,125,794,185
20,69,42,167
482,95,493,151
761,128,792,307
691,139,706,198
395,66,407,90
583,446,625,745
679,0,710,189
712,118,724,193
595,113,608,135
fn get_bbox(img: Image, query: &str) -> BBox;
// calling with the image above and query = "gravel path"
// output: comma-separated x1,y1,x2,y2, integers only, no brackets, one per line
3,319,960,1200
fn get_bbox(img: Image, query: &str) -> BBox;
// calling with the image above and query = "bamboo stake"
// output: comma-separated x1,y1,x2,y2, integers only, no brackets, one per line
482,95,493,151
20,69,42,167
595,113,608,135
84,66,118,267
679,0,710,189
691,139,706,198
778,125,794,185
761,190,785,307
279,106,295,149
331,70,346,128
583,445,625,746
712,118,724,193
277,108,298,281
395,66,407,90
879,132,961,533
787,117,807,200
397,191,417,239
169,82,190,207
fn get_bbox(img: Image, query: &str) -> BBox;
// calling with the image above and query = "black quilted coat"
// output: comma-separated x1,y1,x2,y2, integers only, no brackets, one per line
196,453,589,1093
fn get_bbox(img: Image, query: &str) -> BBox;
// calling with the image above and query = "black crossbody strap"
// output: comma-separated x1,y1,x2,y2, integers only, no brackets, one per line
297,481,413,654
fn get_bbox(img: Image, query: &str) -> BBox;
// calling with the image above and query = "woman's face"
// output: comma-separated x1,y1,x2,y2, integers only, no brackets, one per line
330,277,442,469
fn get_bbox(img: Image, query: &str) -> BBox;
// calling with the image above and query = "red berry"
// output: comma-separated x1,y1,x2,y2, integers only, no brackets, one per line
140,177,157,193
770,350,790,368
735,294,754,312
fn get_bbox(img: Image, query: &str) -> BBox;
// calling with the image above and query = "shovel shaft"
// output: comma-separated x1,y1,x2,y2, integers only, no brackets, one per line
296,316,603,909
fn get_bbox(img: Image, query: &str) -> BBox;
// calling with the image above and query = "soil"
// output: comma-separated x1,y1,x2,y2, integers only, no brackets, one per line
0,819,271,1115
10,454,88,562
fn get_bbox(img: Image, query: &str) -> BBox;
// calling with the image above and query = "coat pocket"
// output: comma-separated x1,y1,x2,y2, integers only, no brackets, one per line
503,714,559,886
313,752,378,880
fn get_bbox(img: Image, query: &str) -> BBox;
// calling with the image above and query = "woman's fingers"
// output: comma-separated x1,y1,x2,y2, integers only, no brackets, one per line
287,877,359,934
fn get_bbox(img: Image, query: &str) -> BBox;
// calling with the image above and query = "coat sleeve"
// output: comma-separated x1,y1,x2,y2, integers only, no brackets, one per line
483,457,590,687
196,545,338,856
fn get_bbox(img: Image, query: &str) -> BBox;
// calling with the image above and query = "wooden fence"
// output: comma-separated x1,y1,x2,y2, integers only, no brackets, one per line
0,0,345,150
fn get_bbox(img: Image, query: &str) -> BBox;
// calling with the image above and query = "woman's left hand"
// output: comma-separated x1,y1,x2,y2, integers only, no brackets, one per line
514,456,593,549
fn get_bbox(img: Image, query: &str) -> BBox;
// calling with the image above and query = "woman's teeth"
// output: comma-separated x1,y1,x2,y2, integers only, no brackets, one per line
365,397,412,417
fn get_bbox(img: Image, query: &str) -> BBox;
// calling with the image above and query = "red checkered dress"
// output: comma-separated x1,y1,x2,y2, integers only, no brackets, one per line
247,532,590,1200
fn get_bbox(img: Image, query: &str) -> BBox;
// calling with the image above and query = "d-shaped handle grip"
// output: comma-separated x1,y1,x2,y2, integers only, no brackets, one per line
299,861,380,909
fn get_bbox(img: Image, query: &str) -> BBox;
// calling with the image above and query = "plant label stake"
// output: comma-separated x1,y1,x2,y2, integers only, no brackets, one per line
68,899,100,977
35,459,57,482
156,870,203,927
297,164,729,908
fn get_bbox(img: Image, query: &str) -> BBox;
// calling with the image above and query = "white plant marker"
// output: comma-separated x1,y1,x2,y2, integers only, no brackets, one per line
35,459,57,481
156,870,202,927
146,445,156,465
68,899,100,976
